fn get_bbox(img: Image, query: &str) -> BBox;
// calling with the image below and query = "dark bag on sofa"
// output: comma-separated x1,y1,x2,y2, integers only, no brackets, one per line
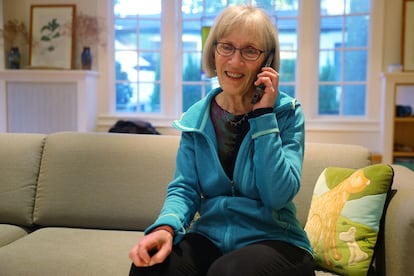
108,120,160,135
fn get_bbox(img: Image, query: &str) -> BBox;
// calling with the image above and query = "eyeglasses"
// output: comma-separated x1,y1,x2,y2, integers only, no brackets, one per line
214,42,265,61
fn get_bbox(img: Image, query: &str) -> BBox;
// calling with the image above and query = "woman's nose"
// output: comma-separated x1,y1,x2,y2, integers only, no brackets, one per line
228,49,244,64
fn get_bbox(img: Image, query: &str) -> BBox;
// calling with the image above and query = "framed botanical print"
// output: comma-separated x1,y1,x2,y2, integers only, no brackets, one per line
29,4,76,69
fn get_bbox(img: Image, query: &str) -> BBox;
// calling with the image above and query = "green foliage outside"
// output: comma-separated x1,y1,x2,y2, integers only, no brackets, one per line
182,54,212,112
115,61,134,111
279,59,295,97
319,59,338,115
150,60,161,112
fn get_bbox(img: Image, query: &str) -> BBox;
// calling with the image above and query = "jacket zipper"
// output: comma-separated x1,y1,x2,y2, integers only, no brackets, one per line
230,180,236,196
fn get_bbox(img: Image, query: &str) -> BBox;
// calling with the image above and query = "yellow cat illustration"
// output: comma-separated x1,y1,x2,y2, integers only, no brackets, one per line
305,169,370,267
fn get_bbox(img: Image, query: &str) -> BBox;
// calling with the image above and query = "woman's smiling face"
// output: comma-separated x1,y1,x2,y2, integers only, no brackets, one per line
214,27,265,98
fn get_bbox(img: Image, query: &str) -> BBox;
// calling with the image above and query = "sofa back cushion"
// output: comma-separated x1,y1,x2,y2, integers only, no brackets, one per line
0,133,46,226
33,132,180,231
295,142,371,226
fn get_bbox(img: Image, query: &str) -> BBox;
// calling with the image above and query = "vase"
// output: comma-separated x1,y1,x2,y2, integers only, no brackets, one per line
8,47,21,69
81,47,92,70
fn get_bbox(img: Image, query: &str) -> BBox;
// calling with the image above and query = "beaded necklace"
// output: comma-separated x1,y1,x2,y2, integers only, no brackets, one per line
226,112,249,127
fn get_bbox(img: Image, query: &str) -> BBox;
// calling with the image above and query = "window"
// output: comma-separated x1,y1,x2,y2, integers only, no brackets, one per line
318,0,370,116
112,0,374,121
114,0,162,113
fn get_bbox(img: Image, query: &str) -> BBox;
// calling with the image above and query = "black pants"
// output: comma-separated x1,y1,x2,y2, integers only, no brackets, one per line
129,233,315,276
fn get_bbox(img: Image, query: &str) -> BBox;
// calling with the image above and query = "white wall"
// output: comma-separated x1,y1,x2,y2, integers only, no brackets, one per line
2,0,112,129
1,0,407,155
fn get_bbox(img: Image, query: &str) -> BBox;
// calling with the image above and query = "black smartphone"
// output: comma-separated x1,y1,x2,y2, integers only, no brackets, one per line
251,52,274,105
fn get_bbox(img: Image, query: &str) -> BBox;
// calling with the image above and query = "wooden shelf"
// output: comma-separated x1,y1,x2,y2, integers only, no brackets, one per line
395,117,414,123
393,151,414,157
381,72,414,164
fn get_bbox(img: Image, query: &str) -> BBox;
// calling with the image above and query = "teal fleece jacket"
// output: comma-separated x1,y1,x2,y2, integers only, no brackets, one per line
145,87,312,255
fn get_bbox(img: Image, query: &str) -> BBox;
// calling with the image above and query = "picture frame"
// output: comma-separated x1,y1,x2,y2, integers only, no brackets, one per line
402,0,414,71
29,4,76,69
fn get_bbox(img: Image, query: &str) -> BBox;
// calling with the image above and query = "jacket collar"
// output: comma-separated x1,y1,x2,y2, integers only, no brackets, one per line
173,87,299,132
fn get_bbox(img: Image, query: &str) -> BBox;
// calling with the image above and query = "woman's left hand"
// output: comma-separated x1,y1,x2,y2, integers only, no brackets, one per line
253,67,279,109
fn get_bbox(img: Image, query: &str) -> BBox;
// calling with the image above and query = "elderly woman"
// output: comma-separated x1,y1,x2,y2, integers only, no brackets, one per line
129,5,314,276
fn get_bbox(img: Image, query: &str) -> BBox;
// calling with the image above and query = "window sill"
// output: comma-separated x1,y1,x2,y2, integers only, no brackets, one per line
305,118,380,132
98,114,381,134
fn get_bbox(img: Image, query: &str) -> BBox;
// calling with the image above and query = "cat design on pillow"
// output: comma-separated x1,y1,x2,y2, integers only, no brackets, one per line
304,169,370,267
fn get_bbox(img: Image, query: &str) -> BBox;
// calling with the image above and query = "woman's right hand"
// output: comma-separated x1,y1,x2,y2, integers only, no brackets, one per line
128,229,173,267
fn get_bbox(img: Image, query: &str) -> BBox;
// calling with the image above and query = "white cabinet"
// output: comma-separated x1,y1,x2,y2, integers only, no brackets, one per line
381,72,414,164
0,70,98,133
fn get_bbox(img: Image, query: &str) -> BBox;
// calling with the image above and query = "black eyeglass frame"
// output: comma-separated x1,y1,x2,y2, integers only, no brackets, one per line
214,42,266,61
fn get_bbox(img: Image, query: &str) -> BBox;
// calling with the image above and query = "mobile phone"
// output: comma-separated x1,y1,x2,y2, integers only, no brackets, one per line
251,52,274,105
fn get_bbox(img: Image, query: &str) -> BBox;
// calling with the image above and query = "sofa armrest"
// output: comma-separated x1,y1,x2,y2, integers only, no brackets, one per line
384,165,414,276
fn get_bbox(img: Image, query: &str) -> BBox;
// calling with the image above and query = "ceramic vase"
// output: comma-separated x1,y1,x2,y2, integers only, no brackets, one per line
81,47,92,70
8,47,21,69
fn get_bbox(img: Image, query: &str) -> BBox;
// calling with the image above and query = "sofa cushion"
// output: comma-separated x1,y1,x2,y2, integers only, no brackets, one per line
304,164,394,276
0,224,31,247
0,227,142,276
0,133,46,227
33,132,179,231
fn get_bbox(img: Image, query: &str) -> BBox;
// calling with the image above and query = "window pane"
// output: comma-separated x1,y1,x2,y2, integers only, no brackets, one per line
279,19,298,52
183,84,203,112
139,82,160,112
321,0,369,15
115,50,138,81
181,0,204,16
275,0,298,13
115,19,138,50
277,2,298,96
280,56,296,83
204,0,225,14
139,20,161,49
253,1,275,11
343,85,365,115
319,49,341,82
181,1,216,113
345,15,369,47
279,85,295,98
114,0,161,16
138,77,156,103
319,85,340,115
114,0,162,113
277,10,297,83
318,0,370,117
140,52,160,81
320,17,343,50
182,20,202,52
116,82,137,112
321,0,345,15
344,50,367,81
182,53,202,81
347,0,370,14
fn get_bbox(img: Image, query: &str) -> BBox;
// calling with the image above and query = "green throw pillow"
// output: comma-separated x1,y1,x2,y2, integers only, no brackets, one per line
304,164,394,276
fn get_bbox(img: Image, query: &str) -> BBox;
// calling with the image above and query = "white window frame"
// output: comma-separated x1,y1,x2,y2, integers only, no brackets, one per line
98,0,385,132
296,0,384,133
